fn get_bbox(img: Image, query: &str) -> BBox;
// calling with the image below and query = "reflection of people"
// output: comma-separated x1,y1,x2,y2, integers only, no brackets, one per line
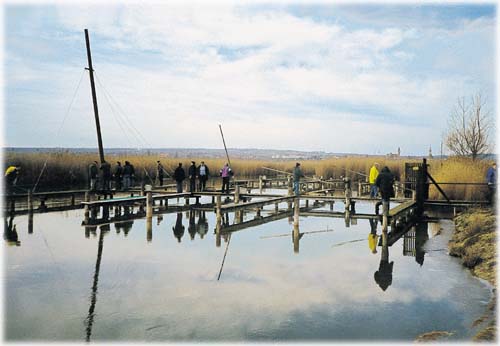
4,216,20,246
197,211,208,239
368,219,378,254
188,210,197,240
172,213,185,243
415,222,429,266
374,241,393,291
486,163,496,205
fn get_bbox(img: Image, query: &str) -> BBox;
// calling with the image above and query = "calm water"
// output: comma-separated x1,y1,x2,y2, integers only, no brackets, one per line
4,193,492,342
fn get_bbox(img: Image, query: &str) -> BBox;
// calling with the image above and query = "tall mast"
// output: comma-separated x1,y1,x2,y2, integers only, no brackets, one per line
84,29,105,163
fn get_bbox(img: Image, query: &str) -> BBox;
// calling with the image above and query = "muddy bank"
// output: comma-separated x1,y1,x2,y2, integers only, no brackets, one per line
449,207,496,342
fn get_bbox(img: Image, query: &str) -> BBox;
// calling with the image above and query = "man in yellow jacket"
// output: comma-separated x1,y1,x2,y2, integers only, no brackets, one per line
369,162,379,198
5,165,20,193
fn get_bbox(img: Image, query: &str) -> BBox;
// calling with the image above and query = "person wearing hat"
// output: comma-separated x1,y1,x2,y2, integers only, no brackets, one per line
188,161,197,192
369,162,380,198
293,162,304,196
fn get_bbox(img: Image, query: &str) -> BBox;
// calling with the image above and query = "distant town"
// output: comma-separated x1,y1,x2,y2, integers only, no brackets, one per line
5,146,449,160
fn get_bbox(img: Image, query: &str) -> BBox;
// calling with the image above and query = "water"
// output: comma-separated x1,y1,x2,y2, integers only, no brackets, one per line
4,194,492,342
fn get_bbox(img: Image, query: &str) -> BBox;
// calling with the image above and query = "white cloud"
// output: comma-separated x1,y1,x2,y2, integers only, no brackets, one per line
4,3,496,154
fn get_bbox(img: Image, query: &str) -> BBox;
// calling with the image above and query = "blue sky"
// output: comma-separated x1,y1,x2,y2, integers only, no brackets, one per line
3,2,497,155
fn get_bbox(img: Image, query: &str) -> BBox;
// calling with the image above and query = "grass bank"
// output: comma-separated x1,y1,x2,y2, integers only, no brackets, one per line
449,207,496,341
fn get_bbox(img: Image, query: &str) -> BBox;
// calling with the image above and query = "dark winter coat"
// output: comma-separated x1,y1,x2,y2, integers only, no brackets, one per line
174,166,186,182
123,163,134,176
375,166,395,200
188,164,197,179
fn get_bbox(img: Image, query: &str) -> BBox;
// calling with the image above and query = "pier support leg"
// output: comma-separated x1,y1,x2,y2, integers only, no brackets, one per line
146,191,153,218
84,191,90,224
235,185,240,204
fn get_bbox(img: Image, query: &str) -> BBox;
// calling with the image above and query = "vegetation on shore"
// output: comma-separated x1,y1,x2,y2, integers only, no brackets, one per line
449,207,496,342
3,151,492,200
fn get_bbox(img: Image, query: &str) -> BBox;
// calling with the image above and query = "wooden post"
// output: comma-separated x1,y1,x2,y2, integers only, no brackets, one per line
146,191,153,218
71,193,75,206
358,181,362,197
216,195,222,225
256,207,261,218
382,201,389,233
305,199,309,208
259,175,263,193
293,197,299,227
27,189,33,213
84,191,90,224
28,211,33,234
293,222,300,254
275,202,279,213
146,217,152,242
235,185,240,204
330,201,334,211
185,197,190,206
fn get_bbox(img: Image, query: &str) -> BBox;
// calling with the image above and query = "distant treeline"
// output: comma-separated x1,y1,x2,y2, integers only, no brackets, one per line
3,151,492,200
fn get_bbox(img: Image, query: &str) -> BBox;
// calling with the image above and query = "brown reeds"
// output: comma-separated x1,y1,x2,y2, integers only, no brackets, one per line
4,151,492,200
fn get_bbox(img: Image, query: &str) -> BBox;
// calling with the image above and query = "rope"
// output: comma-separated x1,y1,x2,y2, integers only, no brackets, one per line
94,73,151,148
32,69,85,192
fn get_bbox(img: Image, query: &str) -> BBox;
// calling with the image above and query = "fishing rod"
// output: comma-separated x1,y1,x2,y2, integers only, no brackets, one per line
260,227,335,239
217,124,233,281
219,124,231,167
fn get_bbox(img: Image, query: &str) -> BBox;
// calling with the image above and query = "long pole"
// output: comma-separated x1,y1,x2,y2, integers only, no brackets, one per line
84,29,105,164
218,124,231,167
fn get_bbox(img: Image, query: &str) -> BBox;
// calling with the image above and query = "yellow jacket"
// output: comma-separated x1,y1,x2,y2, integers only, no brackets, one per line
5,166,16,176
369,165,379,184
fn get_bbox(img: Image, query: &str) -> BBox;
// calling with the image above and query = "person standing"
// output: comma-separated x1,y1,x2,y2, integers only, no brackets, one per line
114,161,123,190
100,161,112,192
198,161,210,191
369,162,380,198
188,161,197,192
4,165,20,194
220,163,233,194
375,166,395,211
293,162,304,196
486,163,496,205
174,163,186,193
157,160,164,186
88,161,98,191
122,161,133,190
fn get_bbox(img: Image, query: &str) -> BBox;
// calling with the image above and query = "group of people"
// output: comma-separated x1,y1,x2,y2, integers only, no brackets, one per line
173,161,233,193
89,160,135,191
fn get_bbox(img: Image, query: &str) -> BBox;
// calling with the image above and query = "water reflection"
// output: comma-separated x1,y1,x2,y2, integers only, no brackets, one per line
85,225,110,342
368,219,378,254
173,213,185,243
197,211,208,239
188,210,197,240
374,233,393,291
4,214,20,246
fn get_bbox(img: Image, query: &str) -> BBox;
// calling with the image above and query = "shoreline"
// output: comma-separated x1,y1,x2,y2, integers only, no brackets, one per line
449,207,496,341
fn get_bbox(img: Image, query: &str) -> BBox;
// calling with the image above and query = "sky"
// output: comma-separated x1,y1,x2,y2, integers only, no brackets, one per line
2,1,497,155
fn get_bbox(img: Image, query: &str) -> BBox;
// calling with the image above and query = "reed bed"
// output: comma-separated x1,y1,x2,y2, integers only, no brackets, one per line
3,151,492,200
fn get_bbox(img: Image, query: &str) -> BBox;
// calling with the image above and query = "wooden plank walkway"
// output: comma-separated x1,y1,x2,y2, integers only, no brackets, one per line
219,196,295,212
